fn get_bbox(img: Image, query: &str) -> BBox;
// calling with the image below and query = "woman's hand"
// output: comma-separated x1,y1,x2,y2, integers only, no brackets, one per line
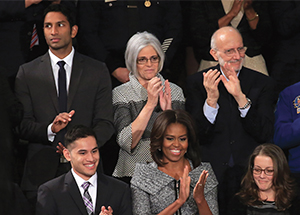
159,80,172,111
99,206,113,215
177,165,191,205
193,170,209,205
146,77,163,109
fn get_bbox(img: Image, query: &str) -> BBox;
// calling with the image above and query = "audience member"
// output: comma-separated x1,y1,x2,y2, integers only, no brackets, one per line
76,0,182,88
189,0,271,75
186,26,276,214
112,31,185,184
274,81,300,198
131,109,218,215
15,4,114,208
228,143,299,214
269,0,300,96
0,0,75,88
36,125,132,215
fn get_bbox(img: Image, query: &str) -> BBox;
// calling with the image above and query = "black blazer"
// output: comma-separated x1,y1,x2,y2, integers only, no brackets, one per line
15,51,115,191
36,171,132,215
186,65,276,184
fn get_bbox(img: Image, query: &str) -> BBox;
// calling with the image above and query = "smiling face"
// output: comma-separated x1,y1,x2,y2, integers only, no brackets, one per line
253,155,275,196
136,45,159,85
161,123,188,164
43,11,78,58
63,136,99,181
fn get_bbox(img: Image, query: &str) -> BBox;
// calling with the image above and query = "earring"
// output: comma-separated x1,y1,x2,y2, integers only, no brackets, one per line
158,148,161,151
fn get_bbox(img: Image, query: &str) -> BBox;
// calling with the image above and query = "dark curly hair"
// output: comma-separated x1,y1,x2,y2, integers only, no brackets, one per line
237,143,296,211
150,109,201,168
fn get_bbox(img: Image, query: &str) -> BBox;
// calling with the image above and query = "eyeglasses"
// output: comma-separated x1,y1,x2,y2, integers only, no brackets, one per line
252,167,274,176
216,47,247,57
137,55,160,65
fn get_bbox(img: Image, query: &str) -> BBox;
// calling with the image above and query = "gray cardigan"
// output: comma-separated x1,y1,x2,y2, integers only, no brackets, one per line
112,72,185,177
131,161,219,215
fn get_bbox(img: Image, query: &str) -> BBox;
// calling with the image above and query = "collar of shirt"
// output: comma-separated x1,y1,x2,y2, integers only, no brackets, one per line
220,66,240,81
49,47,75,94
71,168,98,212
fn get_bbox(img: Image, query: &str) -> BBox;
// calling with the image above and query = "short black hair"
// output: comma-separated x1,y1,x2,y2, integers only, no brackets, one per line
43,4,76,28
64,125,96,149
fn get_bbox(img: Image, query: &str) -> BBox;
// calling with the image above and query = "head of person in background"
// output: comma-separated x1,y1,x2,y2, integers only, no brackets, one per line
209,26,246,75
43,3,78,59
237,143,296,211
125,31,165,87
150,109,201,169
63,125,99,181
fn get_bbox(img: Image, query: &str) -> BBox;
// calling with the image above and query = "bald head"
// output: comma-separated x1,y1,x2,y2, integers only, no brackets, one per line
211,26,243,50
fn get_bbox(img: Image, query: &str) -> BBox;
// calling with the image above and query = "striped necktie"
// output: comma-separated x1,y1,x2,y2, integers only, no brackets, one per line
82,182,93,215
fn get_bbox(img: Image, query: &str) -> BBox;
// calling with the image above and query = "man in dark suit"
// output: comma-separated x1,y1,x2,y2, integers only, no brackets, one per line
36,125,132,215
15,4,114,209
186,26,276,215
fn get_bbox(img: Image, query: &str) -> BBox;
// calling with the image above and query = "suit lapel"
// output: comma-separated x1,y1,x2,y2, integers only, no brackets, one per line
95,174,109,215
68,52,83,111
65,171,88,215
40,53,59,113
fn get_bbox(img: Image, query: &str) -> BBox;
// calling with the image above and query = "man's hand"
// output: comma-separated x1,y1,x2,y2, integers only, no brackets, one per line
99,206,113,215
112,67,130,83
56,142,66,155
159,80,172,111
203,69,221,108
51,110,75,133
221,63,247,107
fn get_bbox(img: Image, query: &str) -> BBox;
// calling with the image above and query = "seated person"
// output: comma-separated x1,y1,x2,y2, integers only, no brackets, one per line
131,109,219,215
36,125,132,215
228,143,299,214
112,31,185,183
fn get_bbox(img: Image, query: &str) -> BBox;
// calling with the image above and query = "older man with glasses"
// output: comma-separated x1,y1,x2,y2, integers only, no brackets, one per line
186,26,277,215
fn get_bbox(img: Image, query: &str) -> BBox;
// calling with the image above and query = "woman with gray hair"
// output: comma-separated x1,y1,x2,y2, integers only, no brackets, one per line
112,31,185,183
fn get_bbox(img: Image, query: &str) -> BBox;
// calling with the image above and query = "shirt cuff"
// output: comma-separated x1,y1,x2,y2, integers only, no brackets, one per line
203,100,219,124
48,123,56,142
238,105,251,118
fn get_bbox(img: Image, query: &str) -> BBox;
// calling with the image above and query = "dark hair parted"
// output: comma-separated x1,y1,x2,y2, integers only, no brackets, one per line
44,4,76,28
150,109,201,168
64,125,97,149
237,143,296,211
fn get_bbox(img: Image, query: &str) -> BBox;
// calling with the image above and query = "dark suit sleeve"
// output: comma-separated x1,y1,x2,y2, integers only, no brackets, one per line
116,183,132,215
0,1,25,19
36,184,58,215
15,65,50,144
240,74,276,143
185,72,216,144
92,63,115,147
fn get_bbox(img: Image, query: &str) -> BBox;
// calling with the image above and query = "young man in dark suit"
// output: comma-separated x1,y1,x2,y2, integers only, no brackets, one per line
15,4,115,208
36,125,132,215
186,26,276,214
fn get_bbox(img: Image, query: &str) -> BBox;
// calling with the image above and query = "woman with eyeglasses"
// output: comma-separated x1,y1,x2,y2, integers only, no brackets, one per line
228,143,299,214
111,31,185,183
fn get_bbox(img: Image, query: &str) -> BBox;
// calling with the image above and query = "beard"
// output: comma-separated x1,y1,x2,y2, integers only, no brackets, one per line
218,54,244,72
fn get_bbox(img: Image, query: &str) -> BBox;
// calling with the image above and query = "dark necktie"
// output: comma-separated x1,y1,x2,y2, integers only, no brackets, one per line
57,61,67,112
82,182,93,215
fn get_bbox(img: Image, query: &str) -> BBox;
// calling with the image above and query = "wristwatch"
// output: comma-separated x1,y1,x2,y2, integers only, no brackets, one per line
240,97,252,109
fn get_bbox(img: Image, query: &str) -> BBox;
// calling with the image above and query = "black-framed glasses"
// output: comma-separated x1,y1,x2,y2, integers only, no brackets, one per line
252,167,274,176
137,55,160,65
216,47,247,57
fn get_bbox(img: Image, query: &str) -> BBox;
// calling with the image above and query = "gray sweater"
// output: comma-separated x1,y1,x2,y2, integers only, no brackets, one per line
131,161,219,215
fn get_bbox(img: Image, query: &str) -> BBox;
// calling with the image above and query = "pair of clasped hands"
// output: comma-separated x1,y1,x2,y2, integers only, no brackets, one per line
203,62,247,109
146,76,172,111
